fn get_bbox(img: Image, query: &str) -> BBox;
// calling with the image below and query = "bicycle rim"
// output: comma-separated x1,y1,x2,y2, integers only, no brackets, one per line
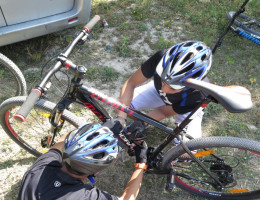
162,137,260,199
0,97,83,157
0,53,27,102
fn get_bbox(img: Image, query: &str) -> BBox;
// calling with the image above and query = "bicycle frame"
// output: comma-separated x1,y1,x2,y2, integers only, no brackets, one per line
14,15,226,187
78,84,212,160
38,59,228,189
230,26,260,46
45,62,224,186
212,0,258,54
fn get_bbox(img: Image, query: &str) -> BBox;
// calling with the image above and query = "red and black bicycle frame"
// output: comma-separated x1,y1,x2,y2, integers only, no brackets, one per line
75,84,213,163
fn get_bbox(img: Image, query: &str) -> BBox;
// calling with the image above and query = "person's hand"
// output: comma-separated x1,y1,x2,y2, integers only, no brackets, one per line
103,117,126,135
133,141,148,164
125,120,146,142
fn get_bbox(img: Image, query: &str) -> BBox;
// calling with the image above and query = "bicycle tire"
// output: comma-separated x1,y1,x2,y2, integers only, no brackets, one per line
0,96,84,157
0,53,27,102
227,11,260,37
162,136,260,199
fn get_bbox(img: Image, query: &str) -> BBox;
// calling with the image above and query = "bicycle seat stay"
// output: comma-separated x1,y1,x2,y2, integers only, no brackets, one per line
182,78,252,113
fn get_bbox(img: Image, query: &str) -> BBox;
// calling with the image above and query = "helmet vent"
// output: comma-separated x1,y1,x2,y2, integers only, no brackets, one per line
181,52,193,65
170,52,181,70
93,140,108,148
175,62,195,76
191,69,203,79
196,46,203,51
169,46,177,55
93,152,105,159
201,54,207,61
87,132,100,141
183,42,194,47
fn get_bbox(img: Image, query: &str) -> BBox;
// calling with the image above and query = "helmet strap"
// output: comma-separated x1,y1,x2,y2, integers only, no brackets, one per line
88,175,96,184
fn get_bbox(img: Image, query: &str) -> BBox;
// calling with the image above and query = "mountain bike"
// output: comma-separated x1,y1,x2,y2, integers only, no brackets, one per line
0,53,27,102
227,11,260,45
212,0,260,54
0,15,260,200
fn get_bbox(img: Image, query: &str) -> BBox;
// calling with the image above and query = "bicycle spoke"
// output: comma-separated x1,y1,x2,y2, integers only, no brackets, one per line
6,105,76,154
172,146,260,193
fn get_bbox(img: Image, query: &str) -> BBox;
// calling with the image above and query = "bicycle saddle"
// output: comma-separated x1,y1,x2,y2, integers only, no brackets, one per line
182,78,253,113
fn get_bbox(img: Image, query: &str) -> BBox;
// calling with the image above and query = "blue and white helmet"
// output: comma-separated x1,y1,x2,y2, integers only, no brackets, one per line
63,123,119,175
156,41,212,89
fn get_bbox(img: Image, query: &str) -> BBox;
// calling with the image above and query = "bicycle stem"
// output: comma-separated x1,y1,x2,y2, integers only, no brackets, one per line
37,15,100,90
38,31,88,90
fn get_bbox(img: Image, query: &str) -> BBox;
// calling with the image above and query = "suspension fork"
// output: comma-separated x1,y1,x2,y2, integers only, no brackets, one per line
47,62,85,147
47,98,73,148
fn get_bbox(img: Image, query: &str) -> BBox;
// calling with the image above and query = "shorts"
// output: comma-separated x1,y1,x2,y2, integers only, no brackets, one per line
130,81,203,138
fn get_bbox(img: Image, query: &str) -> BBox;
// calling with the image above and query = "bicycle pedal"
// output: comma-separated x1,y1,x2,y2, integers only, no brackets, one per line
165,169,176,192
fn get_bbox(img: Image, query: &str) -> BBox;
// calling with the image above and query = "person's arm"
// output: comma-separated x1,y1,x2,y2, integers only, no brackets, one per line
118,168,145,200
117,67,148,120
118,141,148,200
147,105,177,121
50,132,70,152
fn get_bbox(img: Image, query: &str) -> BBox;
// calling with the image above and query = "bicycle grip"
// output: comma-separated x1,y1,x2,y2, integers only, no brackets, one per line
14,88,42,122
83,15,101,33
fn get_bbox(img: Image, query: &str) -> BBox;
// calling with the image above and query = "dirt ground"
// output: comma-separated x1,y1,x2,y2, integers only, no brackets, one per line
0,1,259,199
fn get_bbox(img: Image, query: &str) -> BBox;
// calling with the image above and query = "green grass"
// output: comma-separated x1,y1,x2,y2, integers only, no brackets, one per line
86,66,121,82
0,0,259,199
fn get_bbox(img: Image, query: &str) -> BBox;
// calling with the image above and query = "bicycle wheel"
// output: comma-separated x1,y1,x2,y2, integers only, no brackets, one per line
0,53,27,102
0,96,85,157
162,136,260,199
227,11,260,37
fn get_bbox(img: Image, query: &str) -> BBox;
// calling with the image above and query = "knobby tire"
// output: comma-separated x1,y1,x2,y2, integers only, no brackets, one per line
0,96,84,157
0,53,27,103
162,136,260,199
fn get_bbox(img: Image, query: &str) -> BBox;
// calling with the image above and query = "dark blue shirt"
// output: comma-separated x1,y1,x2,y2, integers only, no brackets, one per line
18,149,118,200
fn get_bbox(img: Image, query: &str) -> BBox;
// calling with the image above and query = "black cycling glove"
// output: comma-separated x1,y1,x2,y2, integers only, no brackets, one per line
103,117,125,135
125,120,146,141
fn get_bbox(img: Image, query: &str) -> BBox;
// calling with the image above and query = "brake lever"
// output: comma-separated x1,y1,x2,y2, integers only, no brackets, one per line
77,33,93,45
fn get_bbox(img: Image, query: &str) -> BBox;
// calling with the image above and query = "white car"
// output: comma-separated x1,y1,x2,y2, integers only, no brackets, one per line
0,0,91,46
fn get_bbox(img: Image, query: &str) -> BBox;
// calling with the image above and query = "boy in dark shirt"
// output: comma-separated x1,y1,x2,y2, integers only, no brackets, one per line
18,123,148,200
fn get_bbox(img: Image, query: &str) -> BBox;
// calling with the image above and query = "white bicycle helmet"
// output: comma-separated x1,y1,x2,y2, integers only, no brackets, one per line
156,41,212,89
63,123,119,175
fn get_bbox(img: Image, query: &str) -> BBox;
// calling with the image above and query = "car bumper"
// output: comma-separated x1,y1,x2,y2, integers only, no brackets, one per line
0,0,91,46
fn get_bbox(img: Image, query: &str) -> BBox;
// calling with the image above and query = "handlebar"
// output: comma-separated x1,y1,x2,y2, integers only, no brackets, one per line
83,15,101,33
14,15,101,122
14,88,42,122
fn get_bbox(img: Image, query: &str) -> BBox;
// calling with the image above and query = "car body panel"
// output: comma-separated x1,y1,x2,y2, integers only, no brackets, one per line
0,8,6,27
0,0,91,46
1,0,74,25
